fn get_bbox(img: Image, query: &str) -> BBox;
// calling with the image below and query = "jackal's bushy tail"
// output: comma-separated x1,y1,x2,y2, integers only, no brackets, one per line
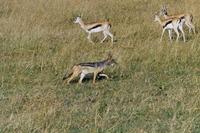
63,72,73,80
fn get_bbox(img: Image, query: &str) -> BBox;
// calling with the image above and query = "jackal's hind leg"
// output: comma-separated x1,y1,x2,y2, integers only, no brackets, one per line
67,71,80,84
79,73,86,84
93,72,97,84
63,72,72,84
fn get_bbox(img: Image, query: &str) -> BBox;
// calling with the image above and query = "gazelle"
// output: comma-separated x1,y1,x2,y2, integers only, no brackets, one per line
154,14,186,42
74,17,114,44
160,5,196,34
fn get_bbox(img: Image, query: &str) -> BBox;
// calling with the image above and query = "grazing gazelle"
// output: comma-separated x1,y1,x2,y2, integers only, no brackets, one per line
154,14,186,42
160,5,196,34
63,54,116,84
74,17,114,44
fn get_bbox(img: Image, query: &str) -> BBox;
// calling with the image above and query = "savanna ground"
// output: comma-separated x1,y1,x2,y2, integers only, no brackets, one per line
0,0,200,132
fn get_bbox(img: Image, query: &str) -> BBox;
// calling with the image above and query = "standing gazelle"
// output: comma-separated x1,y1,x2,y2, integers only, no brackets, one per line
74,17,114,44
160,5,196,34
154,14,186,42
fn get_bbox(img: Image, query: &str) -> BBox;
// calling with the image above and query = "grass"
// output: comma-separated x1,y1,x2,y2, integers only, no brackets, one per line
0,0,200,132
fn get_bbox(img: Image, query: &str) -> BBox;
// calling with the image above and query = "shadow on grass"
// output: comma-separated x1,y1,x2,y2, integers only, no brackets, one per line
63,73,120,85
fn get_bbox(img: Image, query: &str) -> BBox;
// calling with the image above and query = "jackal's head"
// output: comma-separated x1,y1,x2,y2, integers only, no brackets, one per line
105,53,117,66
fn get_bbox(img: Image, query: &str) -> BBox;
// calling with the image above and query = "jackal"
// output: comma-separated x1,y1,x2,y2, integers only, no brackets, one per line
63,54,116,84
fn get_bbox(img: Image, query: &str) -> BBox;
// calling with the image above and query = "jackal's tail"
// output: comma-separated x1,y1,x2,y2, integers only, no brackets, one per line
63,72,73,80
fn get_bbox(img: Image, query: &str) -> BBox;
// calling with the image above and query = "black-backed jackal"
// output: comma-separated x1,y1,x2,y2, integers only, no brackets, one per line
63,54,116,84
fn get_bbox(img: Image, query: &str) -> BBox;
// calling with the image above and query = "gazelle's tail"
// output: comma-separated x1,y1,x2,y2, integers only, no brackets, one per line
190,14,193,22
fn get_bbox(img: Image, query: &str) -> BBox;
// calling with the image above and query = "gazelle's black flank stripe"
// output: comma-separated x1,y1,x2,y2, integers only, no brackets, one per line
163,16,185,29
163,20,172,28
180,16,185,20
88,24,102,31
178,16,185,24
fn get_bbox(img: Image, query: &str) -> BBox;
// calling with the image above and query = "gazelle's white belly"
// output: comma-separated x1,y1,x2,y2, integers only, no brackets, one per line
89,27,104,33
166,24,174,29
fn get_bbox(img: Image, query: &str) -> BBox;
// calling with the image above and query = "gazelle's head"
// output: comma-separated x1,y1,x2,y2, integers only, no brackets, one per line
154,14,160,22
160,5,168,16
74,17,81,23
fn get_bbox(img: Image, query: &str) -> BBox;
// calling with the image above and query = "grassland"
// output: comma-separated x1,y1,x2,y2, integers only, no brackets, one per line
0,0,200,132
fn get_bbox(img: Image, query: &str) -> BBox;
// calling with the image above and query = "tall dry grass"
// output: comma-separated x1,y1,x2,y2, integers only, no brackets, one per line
0,0,200,132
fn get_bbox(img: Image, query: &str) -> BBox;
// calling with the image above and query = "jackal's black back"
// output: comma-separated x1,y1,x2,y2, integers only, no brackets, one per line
78,60,106,67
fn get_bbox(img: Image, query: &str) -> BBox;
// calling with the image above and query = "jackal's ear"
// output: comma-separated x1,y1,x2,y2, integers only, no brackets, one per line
107,52,113,60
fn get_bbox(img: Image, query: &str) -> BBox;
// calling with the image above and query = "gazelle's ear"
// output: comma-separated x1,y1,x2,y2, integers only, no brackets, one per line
163,4,167,10
154,11,159,16
161,5,164,10
80,12,84,18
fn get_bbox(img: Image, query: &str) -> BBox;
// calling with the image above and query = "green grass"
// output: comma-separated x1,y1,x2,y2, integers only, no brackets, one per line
0,0,200,132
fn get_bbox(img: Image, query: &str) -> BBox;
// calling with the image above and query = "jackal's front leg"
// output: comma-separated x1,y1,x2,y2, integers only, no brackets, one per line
99,73,109,79
93,72,97,84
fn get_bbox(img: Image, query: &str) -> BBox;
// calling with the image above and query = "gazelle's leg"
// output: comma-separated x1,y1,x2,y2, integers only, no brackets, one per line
174,27,180,42
160,28,165,42
185,22,192,33
168,29,172,42
79,73,85,84
87,33,94,43
100,31,108,43
99,73,109,79
105,30,114,43
188,22,196,34
179,25,186,42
